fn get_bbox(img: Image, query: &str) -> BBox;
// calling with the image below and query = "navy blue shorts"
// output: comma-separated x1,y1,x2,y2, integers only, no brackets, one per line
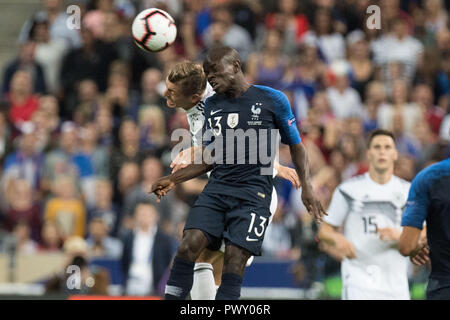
426,277,450,300
184,192,271,256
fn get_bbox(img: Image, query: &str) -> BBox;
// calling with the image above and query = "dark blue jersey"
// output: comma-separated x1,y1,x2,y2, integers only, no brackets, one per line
402,158,450,280
202,85,301,205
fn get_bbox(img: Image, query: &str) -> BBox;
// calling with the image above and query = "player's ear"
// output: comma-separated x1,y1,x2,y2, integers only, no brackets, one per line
191,93,201,104
233,60,241,73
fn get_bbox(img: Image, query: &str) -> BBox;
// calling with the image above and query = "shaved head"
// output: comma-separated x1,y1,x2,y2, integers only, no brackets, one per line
203,46,241,72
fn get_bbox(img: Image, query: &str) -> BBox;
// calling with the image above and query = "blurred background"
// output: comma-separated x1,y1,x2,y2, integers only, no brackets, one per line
0,0,448,299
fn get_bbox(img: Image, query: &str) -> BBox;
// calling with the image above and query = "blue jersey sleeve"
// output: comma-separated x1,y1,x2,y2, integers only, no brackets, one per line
401,169,429,229
255,85,301,146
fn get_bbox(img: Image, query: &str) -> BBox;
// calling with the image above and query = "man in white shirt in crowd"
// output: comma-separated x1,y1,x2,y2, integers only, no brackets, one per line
318,129,412,299
121,200,176,296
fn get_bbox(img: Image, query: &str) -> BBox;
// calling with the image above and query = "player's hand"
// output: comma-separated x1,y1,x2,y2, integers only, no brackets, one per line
277,165,301,189
150,176,175,203
377,227,401,242
410,246,430,266
301,185,327,224
334,234,357,259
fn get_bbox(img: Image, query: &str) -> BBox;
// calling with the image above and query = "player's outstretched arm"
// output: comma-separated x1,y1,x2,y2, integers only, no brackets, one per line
151,163,213,202
289,143,327,223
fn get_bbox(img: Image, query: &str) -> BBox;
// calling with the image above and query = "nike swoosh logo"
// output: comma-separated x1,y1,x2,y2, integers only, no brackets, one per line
246,236,259,242
210,109,222,115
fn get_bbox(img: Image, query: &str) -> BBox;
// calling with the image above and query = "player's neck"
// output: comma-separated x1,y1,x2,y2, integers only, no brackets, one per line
226,78,250,98
368,167,393,185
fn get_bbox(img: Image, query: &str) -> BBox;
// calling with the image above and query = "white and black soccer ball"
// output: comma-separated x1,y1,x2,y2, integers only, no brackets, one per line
132,8,177,52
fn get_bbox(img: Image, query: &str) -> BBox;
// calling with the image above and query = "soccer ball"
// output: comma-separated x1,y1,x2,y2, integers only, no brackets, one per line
132,8,177,52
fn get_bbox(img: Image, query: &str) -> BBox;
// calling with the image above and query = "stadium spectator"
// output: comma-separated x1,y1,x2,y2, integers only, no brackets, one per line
203,5,253,62
86,215,123,259
87,178,120,237
29,15,68,94
12,220,38,255
4,70,41,129
121,200,176,296
246,29,287,90
18,0,82,49
43,175,86,238
38,220,64,252
2,122,44,192
1,41,47,95
3,178,41,241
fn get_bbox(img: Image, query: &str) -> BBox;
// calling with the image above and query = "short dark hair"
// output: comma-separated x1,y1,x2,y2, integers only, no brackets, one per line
367,129,396,148
203,46,241,70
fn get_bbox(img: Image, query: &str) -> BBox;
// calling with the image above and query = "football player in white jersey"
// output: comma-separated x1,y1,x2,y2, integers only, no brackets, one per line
318,130,412,300
162,61,300,299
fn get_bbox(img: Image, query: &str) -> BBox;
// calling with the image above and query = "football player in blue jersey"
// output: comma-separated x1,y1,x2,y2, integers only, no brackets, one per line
152,46,326,300
399,157,450,299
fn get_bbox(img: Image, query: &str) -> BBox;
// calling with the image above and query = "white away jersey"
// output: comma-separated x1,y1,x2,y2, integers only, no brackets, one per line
325,173,411,298
185,82,215,147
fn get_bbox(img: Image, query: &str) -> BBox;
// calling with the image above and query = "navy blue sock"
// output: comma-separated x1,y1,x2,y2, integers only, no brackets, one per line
164,256,195,300
215,273,243,300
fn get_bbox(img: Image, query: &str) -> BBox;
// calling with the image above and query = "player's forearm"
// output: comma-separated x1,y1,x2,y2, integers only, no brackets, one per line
289,143,313,189
399,226,423,256
170,163,213,185
318,224,341,247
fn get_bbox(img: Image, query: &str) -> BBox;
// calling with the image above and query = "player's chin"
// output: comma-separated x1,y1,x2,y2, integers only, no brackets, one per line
166,100,177,108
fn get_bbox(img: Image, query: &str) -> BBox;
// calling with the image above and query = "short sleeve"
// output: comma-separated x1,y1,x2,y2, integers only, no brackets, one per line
324,186,350,227
401,171,429,230
272,91,301,145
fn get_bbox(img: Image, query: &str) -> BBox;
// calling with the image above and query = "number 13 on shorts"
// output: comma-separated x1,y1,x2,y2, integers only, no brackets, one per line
246,212,268,241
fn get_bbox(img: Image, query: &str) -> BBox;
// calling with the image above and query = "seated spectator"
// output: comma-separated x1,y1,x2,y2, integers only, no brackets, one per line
362,81,388,133
122,156,172,228
246,29,287,90
5,70,40,129
87,178,120,237
41,121,95,201
377,79,423,136
44,175,86,238
203,5,253,63
302,8,346,63
29,14,68,94
326,60,364,119
86,216,123,259
18,0,82,49
79,122,109,179
38,220,64,252
13,220,38,255
115,161,140,209
73,79,100,125
32,95,60,152
3,178,41,241
121,200,176,297
94,105,115,148
109,118,144,182
347,31,375,100
1,41,46,95
138,106,168,154
264,0,309,55
2,122,44,192
412,84,445,137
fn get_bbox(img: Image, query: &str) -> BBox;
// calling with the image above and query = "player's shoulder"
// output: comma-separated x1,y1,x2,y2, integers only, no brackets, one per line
252,85,288,102
412,159,450,188
335,174,368,197
392,175,411,189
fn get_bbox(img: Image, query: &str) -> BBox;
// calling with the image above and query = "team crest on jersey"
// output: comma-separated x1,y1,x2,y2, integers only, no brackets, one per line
248,103,263,126
227,113,239,128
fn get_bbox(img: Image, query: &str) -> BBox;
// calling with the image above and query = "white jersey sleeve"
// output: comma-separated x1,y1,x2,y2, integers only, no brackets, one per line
325,185,350,227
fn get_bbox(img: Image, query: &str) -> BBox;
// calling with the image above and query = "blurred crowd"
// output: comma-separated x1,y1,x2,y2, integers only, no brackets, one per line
0,0,449,296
